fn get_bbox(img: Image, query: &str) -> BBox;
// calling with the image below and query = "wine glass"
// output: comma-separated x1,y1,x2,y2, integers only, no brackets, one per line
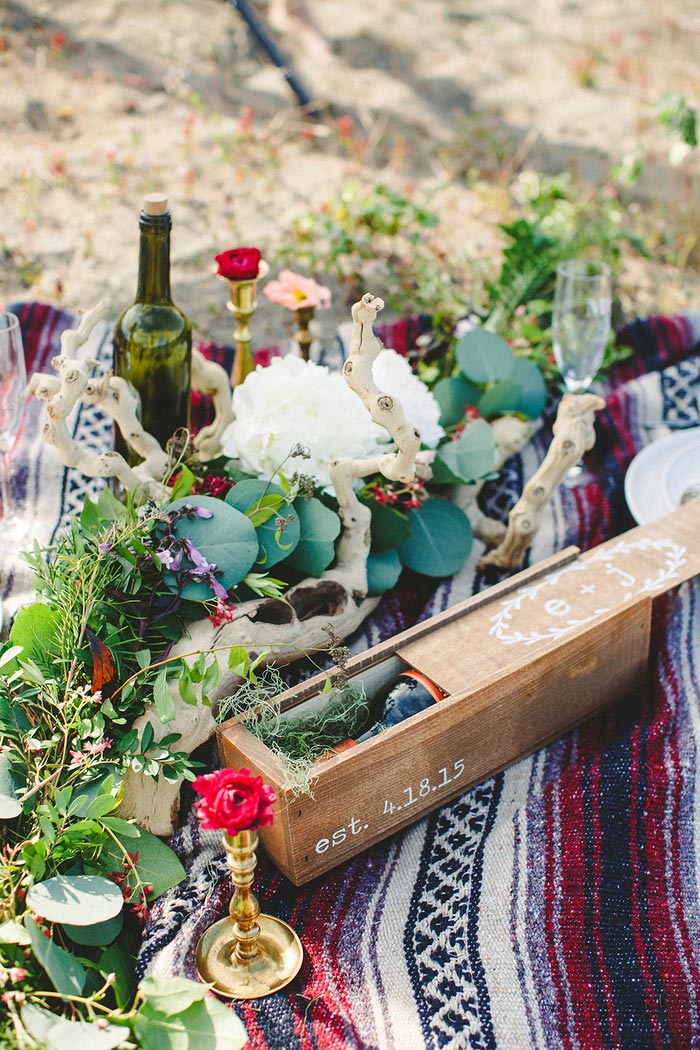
551,259,612,486
0,311,30,548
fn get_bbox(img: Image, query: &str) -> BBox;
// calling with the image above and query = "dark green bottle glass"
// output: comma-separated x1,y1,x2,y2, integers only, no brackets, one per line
113,193,192,462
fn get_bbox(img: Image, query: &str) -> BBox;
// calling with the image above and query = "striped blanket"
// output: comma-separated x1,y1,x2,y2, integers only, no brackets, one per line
5,302,700,1049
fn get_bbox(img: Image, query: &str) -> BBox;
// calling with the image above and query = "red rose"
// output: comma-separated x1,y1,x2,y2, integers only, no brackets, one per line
193,767,276,836
215,247,262,281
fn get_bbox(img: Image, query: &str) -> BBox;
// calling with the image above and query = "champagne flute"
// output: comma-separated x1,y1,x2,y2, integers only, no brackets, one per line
0,311,30,547
552,259,612,486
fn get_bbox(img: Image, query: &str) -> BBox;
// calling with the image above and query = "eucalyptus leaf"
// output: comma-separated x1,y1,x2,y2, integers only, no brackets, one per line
63,912,123,947
284,498,341,577
21,1003,129,1050
26,874,124,926
226,479,301,569
432,419,496,486
27,916,87,996
164,496,258,600
135,995,247,1050
432,375,480,426
139,975,207,1014
366,549,403,595
0,919,30,945
455,329,515,384
477,376,521,419
398,500,472,577
358,495,413,553
99,826,186,899
511,357,548,418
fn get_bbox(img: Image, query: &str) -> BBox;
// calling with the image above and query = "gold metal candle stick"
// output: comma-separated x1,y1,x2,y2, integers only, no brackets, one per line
195,829,303,999
224,260,269,388
294,304,315,362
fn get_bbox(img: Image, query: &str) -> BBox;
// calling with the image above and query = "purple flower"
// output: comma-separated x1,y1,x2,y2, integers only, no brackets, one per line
98,541,112,554
156,548,180,570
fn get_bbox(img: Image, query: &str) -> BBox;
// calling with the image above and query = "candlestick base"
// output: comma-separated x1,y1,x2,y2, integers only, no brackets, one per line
196,913,303,999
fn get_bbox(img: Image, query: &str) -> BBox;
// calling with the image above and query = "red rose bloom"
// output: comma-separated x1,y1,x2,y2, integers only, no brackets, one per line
215,247,262,281
193,767,276,836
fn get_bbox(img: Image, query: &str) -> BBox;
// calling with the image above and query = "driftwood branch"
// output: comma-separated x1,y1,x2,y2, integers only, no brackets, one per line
479,392,605,570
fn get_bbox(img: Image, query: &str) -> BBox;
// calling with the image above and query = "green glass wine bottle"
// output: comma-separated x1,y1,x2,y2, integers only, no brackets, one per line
113,193,192,462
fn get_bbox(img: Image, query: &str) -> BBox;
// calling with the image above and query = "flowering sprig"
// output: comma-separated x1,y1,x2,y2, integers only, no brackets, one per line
193,767,276,838
364,477,427,509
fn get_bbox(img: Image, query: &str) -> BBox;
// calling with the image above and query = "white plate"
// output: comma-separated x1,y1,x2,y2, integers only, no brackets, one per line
625,428,700,524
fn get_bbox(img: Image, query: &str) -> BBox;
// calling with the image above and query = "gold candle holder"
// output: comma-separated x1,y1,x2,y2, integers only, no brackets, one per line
195,829,303,999
294,304,315,362
222,260,269,388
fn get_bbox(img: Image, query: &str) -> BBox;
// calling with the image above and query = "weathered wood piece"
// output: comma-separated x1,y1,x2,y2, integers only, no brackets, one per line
480,392,605,569
219,500,700,884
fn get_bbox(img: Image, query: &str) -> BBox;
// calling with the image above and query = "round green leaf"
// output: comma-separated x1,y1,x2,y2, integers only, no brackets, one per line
21,1004,128,1050
432,375,480,427
8,602,62,673
226,479,301,568
432,418,496,485
284,498,341,577
398,500,472,577
164,495,258,600
26,875,124,926
456,329,515,384
366,549,403,595
477,376,521,419
63,912,123,947
138,975,208,1014
511,357,548,418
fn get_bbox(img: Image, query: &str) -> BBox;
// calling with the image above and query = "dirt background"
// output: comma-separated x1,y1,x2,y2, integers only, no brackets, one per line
1,0,699,347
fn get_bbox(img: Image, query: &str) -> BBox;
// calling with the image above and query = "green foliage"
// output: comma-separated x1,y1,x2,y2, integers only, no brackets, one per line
276,181,471,324
225,478,301,568
283,497,342,577
432,419,496,486
366,549,403,595
658,93,698,149
164,495,259,600
398,500,473,577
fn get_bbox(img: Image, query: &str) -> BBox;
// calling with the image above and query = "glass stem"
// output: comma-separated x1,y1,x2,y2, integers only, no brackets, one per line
0,451,13,521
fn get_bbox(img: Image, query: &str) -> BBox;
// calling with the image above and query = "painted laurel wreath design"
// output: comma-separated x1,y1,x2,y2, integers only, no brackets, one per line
489,538,687,646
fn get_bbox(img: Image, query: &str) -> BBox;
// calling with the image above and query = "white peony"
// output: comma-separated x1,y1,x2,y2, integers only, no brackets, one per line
372,348,445,448
221,355,388,490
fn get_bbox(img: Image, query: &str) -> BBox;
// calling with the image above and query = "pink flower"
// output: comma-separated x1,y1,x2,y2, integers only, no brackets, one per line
69,750,84,767
84,738,112,756
193,767,276,837
8,968,26,983
263,270,331,311
215,247,261,281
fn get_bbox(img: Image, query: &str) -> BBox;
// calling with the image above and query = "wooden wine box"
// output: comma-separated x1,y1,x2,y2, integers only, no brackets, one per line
218,500,700,885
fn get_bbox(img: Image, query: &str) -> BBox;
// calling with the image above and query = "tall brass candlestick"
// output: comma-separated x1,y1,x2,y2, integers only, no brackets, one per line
223,260,269,388
195,829,303,999
294,304,315,362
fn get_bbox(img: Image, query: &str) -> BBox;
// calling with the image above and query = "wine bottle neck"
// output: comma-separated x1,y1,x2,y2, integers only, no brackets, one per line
136,213,172,303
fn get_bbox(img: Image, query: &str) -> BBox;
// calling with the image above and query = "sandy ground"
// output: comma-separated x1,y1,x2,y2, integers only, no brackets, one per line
1,0,700,348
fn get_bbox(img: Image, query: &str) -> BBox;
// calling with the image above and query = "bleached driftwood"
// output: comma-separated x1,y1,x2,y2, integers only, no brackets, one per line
28,304,233,493
479,392,606,570
119,292,436,834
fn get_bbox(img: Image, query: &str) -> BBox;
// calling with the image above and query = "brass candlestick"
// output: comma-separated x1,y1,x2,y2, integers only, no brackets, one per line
195,829,303,999
223,260,269,388
294,304,315,362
